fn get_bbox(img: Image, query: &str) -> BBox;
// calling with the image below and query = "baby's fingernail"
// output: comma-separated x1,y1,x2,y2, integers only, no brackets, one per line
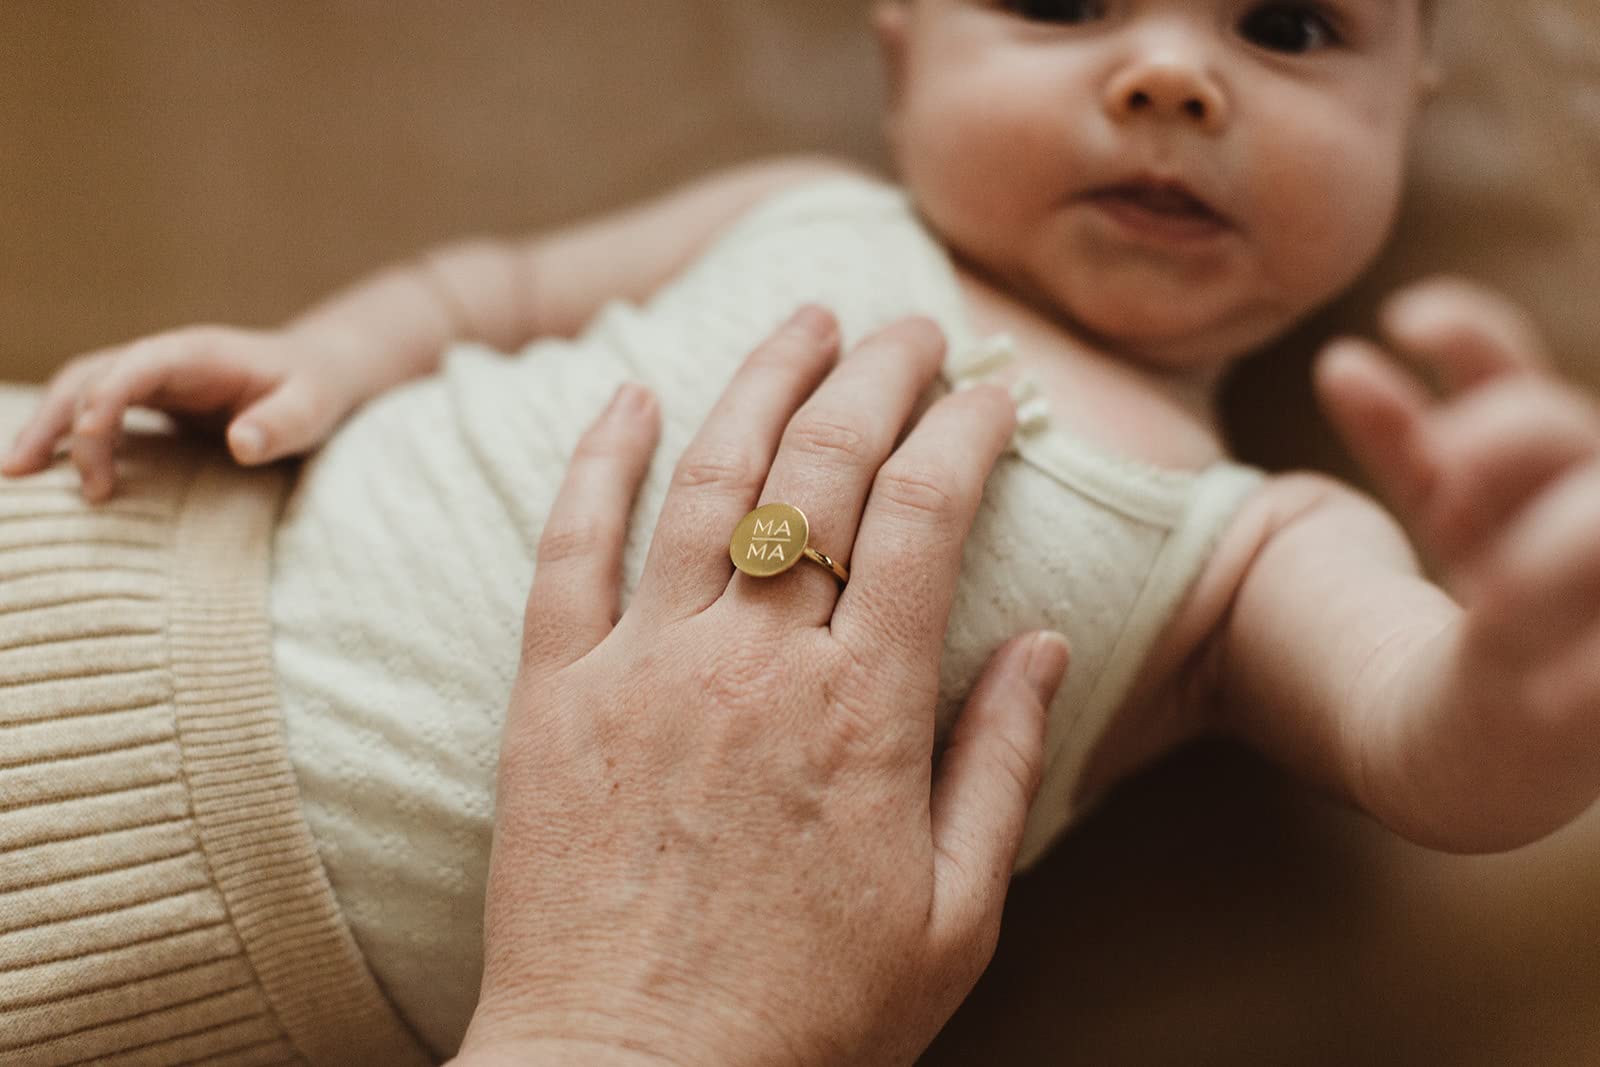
1023,631,1070,702
1386,295,1451,338
1318,341,1364,375
230,423,266,462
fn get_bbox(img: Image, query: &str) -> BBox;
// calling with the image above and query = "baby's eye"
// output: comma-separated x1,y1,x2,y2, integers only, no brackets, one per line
1238,3,1341,53
1000,0,1108,25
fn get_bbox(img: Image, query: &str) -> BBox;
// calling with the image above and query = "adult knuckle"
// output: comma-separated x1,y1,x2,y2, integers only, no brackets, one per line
815,648,914,765
537,519,609,567
991,728,1044,801
821,680,882,756
692,645,774,717
784,409,872,467
875,460,961,523
672,444,762,496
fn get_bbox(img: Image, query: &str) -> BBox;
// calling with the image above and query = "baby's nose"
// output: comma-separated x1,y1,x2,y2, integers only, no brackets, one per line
1104,59,1229,134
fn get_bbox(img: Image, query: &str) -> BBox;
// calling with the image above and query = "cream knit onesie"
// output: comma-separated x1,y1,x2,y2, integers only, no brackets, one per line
270,177,1265,1055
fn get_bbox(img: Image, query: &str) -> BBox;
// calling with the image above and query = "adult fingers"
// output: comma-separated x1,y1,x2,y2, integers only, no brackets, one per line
833,382,1016,685
737,317,948,626
1379,276,1552,394
520,384,661,676
633,306,840,619
928,631,1066,961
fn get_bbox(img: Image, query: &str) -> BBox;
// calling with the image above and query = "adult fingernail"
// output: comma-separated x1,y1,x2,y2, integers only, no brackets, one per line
788,304,837,342
1023,632,1070,702
609,383,653,419
230,423,266,462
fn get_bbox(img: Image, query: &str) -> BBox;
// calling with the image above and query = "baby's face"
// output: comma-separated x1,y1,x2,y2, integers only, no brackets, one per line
880,0,1432,372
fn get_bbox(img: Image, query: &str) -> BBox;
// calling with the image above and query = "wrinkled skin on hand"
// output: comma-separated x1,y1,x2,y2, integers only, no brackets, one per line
455,308,1069,1066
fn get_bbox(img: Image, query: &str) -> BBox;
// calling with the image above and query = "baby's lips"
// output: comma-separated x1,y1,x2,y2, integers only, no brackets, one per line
1088,180,1228,224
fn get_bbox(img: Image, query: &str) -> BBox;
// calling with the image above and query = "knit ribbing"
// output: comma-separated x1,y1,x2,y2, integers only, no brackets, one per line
0,387,429,1067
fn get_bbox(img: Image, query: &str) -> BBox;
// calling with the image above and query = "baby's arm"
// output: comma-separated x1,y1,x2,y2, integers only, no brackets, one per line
4,156,858,498
1213,278,1600,852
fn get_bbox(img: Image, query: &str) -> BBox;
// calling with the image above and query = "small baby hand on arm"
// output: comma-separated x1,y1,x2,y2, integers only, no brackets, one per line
0,241,503,499
1216,277,1600,852
2,156,857,500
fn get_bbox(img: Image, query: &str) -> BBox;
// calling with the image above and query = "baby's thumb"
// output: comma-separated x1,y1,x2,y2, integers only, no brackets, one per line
227,378,339,465
1314,338,1438,519
929,631,1066,939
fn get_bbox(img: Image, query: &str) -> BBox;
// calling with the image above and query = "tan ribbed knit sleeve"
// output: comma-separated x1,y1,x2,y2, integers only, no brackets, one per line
0,387,430,1067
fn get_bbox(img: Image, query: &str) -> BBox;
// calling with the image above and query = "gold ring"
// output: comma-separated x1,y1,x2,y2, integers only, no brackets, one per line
729,502,849,585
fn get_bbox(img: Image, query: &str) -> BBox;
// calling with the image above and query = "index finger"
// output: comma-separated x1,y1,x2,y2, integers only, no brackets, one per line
632,306,841,619
831,382,1016,682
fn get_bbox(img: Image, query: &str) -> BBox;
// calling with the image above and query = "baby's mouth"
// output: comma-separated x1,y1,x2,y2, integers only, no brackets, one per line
1082,179,1232,241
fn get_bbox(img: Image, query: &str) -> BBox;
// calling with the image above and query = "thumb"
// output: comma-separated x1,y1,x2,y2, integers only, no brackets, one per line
227,376,342,465
929,631,1066,939
1314,337,1439,519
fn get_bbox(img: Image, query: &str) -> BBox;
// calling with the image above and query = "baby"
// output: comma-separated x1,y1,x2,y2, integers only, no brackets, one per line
5,0,1600,1061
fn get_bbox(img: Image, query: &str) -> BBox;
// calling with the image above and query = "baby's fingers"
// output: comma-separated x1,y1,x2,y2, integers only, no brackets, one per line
227,375,346,465
1419,377,1600,566
1314,337,1438,519
67,340,254,500
1470,461,1600,661
1,355,110,477
1380,276,1552,394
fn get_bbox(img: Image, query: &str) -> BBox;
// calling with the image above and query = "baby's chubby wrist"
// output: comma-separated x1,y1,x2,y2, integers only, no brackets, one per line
1361,610,1600,853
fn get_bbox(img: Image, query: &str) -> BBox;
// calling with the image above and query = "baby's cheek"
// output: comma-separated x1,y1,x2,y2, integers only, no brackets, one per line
900,84,1063,243
1247,116,1406,307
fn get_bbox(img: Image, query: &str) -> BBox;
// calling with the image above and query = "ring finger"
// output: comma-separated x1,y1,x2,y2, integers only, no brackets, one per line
736,316,950,624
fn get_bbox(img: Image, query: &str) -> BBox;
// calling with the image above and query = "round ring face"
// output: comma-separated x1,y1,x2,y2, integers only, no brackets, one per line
730,502,810,577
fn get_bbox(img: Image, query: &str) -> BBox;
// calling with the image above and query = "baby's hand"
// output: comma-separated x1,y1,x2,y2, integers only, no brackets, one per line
1315,277,1600,842
2,325,369,501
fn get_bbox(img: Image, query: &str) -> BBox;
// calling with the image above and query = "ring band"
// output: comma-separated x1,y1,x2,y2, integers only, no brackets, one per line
730,502,849,585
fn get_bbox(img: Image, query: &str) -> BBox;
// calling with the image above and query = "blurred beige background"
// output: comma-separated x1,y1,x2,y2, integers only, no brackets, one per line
5,3,1600,1064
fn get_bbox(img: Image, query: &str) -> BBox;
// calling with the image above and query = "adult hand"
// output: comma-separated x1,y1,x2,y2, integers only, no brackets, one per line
454,307,1070,1066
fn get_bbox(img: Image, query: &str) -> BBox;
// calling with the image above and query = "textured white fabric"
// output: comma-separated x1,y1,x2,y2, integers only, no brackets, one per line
271,177,1264,1054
